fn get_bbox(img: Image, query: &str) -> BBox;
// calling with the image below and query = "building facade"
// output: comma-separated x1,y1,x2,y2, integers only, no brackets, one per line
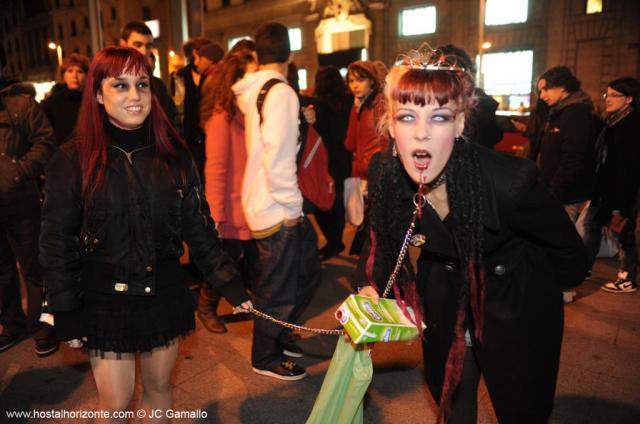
0,0,185,84
200,0,639,110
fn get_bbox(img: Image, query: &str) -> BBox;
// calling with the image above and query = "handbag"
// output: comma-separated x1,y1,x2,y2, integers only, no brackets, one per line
344,177,365,226
305,338,372,424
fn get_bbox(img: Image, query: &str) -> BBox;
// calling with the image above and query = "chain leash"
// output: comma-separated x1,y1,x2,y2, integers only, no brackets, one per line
249,185,426,335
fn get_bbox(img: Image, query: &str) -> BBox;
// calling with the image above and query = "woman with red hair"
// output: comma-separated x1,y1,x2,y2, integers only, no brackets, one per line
39,47,251,421
355,47,586,423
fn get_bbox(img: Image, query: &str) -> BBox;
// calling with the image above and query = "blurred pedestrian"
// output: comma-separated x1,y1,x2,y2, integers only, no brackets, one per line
0,73,58,357
584,77,640,293
344,60,387,255
39,47,251,419
355,47,587,424
535,66,599,303
198,40,259,333
120,20,178,126
41,53,90,145
312,66,352,260
437,44,503,150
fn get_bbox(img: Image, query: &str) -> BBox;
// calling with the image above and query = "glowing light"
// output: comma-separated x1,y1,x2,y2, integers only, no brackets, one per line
400,6,436,36
485,0,528,26
481,50,533,95
169,50,175,57
289,28,302,51
298,68,307,91
48,42,57,50
482,41,492,49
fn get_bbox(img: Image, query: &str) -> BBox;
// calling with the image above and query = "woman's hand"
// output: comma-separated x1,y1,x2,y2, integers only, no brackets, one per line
302,105,316,125
66,337,87,349
357,285,380,304
232,300,253,314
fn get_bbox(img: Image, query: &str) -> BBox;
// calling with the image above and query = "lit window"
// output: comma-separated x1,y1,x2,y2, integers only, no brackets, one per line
289,27,302,51
586,0,603,14
228,35,251,51
145,19,160,38
298,68,307,91
400,6,436,36
485,0,528,26
360,48,368,61
481,50,533,95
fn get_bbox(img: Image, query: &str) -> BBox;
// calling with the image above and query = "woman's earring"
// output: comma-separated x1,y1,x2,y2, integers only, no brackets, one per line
392,143,398,157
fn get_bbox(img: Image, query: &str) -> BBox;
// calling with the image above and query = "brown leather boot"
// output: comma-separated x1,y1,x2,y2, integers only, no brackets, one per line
197,286,227,333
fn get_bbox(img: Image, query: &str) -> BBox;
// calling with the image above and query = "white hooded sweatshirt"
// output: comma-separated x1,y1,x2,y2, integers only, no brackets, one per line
232,69,302,232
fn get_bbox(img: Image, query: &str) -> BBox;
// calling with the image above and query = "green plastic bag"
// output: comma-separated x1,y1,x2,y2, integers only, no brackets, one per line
306,337,373,424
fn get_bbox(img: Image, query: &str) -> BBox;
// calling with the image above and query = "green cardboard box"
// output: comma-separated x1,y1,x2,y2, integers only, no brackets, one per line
335,294,422,344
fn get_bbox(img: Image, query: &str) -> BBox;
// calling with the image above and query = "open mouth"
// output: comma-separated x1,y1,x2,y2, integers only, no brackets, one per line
412,149,431,171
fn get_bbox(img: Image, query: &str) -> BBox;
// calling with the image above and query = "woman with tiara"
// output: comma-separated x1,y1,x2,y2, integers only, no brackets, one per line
354,46,587,423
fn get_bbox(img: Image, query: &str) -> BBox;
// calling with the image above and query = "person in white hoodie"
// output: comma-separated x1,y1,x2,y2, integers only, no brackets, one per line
232,22,320,381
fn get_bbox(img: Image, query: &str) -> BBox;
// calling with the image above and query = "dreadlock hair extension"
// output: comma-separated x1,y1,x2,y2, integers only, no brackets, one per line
381,54,484,422
437,137,485,423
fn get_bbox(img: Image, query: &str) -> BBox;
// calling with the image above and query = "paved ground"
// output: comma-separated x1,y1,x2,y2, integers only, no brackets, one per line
1,225,639,423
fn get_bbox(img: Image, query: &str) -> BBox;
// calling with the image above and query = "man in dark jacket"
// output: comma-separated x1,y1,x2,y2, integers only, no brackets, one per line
120,21,178,127
0,77,58,356
535,66,598,214
535,66,598,303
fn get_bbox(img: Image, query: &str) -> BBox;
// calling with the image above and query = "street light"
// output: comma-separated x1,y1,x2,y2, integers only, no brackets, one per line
48,42,63,67
481,41,492,50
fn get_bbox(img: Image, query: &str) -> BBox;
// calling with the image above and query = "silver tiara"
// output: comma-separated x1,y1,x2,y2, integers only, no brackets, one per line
395,43,466,73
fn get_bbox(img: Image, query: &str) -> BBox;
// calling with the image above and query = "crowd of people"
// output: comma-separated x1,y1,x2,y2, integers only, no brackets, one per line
0,17,639,424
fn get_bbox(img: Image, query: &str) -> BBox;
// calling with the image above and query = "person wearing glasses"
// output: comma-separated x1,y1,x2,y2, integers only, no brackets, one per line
583,77,640,293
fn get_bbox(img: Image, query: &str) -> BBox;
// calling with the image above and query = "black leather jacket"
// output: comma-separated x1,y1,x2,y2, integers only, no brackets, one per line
40,137,248,314
0,80,55,211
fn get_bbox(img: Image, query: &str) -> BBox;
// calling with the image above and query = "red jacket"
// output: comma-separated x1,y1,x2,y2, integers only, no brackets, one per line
204,109,251,240
344,93,387,179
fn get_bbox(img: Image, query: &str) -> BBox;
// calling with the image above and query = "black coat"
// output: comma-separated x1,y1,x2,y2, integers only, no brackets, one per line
464,88,503,149
362,145,587,423
41,83,83,145
0,80,55,212
592,109,640,221
40,136,248,317
536,91,598,204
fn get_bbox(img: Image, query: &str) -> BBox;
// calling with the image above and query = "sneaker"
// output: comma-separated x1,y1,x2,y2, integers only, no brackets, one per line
0,332,24,353
252,360,307,381
34,330,59,357
601,279,637,293
283,341,304,358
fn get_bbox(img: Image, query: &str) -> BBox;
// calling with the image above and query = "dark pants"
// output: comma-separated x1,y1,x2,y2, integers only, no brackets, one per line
251,219,320,369
0,205,46,337
315,188,345,252
584,205,638,283
222,238,260,291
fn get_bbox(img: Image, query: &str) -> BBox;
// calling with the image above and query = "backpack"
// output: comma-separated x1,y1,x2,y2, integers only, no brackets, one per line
256,78,335,211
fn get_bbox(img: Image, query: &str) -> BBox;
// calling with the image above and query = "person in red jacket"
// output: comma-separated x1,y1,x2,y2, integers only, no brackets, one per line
344,60,387,255
344,60,387,179
199,40,260,332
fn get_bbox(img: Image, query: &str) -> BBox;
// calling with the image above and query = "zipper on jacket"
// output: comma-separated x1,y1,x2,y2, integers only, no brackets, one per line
193,186,208,227
110,144,153,165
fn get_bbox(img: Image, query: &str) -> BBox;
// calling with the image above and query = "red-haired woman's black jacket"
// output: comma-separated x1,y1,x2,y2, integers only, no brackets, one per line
39,139,249,316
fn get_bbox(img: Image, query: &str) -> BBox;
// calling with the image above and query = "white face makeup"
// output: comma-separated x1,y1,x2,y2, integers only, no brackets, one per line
389,100,465,185
97,72,152,129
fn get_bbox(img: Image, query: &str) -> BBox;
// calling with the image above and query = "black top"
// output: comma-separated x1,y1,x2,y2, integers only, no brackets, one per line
41,83,83,145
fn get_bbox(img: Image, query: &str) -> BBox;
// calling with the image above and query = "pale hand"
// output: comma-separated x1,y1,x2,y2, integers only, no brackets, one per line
302,105,316,125
233,300,253,314
357,285,380,304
